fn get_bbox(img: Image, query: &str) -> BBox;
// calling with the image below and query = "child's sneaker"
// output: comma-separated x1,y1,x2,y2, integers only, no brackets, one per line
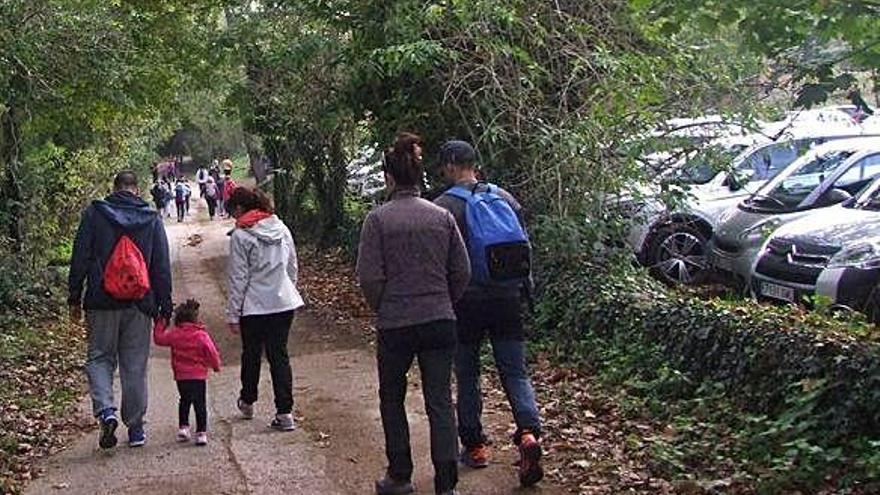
128,426,146,448
177,426,191,443
270,413,295,431
98,408,118,450
237,398,254,420
195,432,208,446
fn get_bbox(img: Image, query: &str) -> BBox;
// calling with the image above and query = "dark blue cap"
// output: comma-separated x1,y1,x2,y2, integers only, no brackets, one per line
439,140,476,165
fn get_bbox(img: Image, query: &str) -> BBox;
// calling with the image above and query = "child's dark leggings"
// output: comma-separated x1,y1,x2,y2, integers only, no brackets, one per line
177,380,207,432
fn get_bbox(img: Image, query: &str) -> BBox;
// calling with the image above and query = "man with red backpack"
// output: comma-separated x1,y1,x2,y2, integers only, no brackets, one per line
68,171,173,450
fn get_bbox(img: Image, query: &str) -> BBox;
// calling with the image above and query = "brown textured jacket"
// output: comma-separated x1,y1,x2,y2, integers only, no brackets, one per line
356,188,471,330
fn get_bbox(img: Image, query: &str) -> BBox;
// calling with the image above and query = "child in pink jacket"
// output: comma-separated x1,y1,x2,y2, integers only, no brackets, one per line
154,299,221,446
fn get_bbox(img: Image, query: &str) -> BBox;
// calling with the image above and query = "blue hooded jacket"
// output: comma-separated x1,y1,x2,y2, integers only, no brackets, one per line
68,191,173,318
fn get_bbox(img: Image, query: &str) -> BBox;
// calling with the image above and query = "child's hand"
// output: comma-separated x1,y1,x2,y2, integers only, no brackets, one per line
228,323,240,335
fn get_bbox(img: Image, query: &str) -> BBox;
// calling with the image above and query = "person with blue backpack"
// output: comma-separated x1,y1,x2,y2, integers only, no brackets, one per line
433,140,544,487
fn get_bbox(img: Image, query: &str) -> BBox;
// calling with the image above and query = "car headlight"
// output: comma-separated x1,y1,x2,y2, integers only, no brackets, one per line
827,242,880,269
739,218,782,245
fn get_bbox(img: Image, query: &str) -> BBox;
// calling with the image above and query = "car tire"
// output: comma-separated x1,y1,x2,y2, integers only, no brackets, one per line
860,284,880,324
647,224,710,285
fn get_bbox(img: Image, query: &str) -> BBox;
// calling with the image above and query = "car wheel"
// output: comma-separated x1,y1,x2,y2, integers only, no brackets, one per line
860,284,880,324
648,224,710,285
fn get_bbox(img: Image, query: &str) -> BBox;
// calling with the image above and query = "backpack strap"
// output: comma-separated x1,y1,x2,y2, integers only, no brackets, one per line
443,182,497,200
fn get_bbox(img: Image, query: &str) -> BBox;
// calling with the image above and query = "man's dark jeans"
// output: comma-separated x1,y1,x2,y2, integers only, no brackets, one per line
239,310,295,414
378,320,458,494
455,297,542,447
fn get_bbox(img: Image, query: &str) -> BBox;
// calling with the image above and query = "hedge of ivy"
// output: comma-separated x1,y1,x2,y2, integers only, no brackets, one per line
533,248,880,489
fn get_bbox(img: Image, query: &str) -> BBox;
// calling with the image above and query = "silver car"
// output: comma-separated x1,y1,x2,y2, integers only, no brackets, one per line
750,179,880,321
709,137,880,285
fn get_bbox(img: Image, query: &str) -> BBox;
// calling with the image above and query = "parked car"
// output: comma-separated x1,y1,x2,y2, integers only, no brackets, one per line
626,127,871,285
709,137,880,285
750,178,880,321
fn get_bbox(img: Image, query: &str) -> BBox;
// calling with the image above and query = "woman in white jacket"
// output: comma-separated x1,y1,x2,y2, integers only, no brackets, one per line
226,187,304,430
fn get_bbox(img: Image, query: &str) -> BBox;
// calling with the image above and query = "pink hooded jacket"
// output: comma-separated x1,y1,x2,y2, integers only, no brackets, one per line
153,320,222,381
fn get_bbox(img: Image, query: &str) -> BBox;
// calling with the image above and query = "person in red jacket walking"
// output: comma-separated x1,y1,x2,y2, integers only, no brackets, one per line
154,299,222,446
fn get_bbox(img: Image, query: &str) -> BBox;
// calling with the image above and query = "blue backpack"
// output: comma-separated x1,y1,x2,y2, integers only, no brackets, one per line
444,183,531,284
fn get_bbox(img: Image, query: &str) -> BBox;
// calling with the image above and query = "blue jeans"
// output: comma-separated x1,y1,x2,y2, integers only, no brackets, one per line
454,298,542,447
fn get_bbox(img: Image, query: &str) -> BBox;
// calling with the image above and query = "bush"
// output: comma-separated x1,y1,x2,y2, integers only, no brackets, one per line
532,218,880,491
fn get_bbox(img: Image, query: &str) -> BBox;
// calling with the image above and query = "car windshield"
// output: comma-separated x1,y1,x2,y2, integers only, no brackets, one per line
746,150,855,212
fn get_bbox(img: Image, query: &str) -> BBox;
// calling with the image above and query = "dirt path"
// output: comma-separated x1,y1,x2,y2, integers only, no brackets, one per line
26,197,560,494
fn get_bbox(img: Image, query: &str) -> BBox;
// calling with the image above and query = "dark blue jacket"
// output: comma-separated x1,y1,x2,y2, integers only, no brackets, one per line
68,191,173,318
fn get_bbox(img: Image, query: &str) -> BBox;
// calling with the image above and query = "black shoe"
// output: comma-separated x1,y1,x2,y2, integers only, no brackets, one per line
98,412,118,450
375,476,414,495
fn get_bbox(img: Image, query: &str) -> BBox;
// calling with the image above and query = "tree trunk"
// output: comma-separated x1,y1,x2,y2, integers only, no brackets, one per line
0,103,23,252
318,136,347,246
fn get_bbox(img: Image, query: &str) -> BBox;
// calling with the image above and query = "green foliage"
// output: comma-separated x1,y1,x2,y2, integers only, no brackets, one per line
644,0,880,106
533,220,880,491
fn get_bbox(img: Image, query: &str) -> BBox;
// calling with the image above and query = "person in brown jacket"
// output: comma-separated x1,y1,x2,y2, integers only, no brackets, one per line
356,133,471,495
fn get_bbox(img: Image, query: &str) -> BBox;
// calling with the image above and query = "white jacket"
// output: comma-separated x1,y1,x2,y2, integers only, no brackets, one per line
226,215,305,324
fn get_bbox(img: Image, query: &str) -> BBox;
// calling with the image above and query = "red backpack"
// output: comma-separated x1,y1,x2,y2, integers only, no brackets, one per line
103,235,151,300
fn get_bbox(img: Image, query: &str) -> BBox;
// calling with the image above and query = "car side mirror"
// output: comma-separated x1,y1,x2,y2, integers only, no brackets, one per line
724,173,743,191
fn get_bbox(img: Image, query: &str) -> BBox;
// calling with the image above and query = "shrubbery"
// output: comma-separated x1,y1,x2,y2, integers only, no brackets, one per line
531,218,880,491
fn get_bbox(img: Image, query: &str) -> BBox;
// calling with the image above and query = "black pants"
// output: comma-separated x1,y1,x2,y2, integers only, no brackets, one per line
240,311,295,414
378,320,458,494
177,380,207,432
206,197,217,218
176,201,186,222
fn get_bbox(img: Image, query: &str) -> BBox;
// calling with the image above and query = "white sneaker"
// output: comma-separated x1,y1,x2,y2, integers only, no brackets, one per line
177,426,191,442
195,432,208,446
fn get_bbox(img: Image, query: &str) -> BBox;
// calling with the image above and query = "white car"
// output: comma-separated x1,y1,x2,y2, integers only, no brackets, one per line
626,122,872,284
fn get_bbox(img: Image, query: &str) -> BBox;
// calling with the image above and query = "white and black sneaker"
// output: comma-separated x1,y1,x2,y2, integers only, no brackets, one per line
98,409,118,450
270,413,295,431
237,398,254,420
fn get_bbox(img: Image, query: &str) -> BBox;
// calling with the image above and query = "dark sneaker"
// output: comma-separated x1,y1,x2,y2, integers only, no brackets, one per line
128,427,146,448
98,410,118,450
460,443,489,469
237,398,254,420
518,433,543,487
375,476,414,495
270,413,295,431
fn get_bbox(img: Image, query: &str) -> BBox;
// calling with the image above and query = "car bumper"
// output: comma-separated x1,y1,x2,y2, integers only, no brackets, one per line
816,266,880,312
750,272,815,305
708,243,762,282
753,266,880,314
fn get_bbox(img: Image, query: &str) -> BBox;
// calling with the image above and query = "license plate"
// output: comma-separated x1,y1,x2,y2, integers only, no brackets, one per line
761,282,795,302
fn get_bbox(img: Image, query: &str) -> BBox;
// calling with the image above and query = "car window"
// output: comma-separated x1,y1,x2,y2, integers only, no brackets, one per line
833,154,880,191
667,145,745,185
737,140,812,182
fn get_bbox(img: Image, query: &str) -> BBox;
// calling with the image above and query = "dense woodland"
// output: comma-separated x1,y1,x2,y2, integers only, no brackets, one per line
2,1,880,493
